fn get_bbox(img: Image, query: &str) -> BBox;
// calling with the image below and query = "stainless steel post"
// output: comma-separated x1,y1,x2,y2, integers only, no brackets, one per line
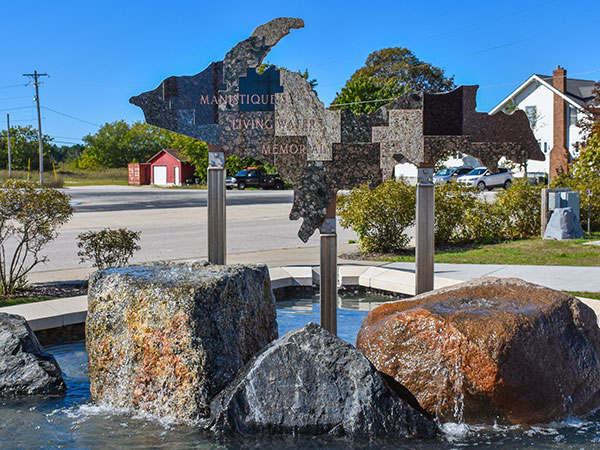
415,166,434,295
320,200,337,335
207,150,226,265
541,188,549,237
6,114,12,179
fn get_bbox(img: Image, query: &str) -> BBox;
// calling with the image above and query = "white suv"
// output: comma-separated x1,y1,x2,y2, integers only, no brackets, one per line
457,167,514,191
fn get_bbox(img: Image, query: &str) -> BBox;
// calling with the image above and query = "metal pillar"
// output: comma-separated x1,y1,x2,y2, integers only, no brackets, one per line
207,150,226,265
415,166,434,295
320,199,337,335
541,188,549,237
6,114,12,179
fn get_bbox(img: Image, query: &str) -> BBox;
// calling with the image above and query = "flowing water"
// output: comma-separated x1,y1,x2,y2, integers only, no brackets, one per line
2,292,600,449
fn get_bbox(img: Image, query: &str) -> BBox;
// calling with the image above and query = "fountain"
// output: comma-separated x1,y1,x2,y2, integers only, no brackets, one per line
2,16,598,449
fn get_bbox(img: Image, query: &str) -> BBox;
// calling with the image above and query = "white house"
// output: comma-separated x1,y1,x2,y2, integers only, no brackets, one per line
490,66,597,179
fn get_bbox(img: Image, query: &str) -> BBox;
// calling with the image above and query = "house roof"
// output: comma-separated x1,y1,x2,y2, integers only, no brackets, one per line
490,73,598,114
146,148,189,164
536,74,597,107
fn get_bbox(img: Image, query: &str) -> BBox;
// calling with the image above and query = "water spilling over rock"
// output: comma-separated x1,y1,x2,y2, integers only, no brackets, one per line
209,322,436,437
356,277,600,424
0,313,66,397
86,261,277,424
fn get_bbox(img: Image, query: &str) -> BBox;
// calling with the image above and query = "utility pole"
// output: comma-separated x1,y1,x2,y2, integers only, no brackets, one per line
6,114,12,178
23,70,48,185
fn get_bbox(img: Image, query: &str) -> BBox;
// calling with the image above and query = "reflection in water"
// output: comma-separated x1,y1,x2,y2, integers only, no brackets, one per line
2,291,600,449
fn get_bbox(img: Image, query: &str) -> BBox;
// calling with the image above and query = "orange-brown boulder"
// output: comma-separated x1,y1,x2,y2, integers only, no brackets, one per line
356,277,600,424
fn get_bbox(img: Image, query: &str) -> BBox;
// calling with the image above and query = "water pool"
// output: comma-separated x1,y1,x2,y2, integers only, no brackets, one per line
2,292,600,449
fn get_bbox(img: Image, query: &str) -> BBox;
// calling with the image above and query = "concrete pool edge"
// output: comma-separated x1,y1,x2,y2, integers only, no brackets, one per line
2,265,599,332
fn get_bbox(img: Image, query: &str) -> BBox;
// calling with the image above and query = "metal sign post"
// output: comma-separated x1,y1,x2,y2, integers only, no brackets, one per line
6,114,12,179
207,149,226,265
415,166,434,294
320,199,337,335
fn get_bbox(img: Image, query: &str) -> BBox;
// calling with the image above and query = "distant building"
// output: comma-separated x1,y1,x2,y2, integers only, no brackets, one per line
490,66,597,180
147,149,196,186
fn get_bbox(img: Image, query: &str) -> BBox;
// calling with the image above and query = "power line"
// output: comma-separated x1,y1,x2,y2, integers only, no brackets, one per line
0,83,27,90
0,106,34,111
42,106,101,127
52,135,84,140
0,95,31,101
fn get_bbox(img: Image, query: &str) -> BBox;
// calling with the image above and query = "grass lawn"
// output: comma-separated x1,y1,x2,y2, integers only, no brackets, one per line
378,233,600,266
59,168,129,186
1,168,129,186
566,291,600,300
0,296,54,308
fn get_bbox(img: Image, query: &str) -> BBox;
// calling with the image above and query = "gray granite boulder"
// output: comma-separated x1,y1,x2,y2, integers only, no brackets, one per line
0,313,66,397
86,261,277,424
544,207,585,240
209,322,436,438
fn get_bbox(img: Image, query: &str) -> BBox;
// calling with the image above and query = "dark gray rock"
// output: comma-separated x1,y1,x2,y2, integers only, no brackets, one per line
544,207,585,240
86,261,278,424
0,313,66,397
210,322,436,438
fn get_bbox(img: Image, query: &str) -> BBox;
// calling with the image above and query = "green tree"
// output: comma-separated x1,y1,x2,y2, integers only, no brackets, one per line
78,120,170,169
331,47,455,114
331,77,408,115
0,125,54,170
347,47,455,93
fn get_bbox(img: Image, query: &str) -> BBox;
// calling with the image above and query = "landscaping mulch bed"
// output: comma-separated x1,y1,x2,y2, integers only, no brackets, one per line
0,282,88,302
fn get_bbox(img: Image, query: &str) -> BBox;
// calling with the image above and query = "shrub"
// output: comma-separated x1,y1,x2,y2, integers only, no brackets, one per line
337,179,415,253
434,182,479,246
0,179,73,294
461,198,505,244
77,228,141,270
494,180,541,240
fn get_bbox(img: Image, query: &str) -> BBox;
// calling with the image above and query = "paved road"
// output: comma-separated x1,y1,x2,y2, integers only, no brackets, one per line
24,186,358,273
63,185,294,212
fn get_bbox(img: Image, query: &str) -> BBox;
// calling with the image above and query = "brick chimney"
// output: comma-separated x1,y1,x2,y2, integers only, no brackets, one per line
549,66,569,180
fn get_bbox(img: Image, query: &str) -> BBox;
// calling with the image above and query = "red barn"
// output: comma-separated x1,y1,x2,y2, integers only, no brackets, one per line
147,149,196,186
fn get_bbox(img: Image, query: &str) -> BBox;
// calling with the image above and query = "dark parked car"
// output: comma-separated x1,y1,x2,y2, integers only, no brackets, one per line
234,167,284,190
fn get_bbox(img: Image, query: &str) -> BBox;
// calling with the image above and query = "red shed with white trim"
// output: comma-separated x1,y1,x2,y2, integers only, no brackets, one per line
147,149,196,186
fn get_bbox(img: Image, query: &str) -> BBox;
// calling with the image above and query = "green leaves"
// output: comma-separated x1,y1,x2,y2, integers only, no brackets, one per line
77,228,141,270
0,125,54,170
338,179,416,253
331,77,408,115
338,179,542,254
0,179,73,294
331,47,455,114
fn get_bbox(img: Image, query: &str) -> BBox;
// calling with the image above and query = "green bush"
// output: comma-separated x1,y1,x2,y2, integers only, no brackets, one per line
77,228,141,270
494,180,541,240
0,180,73,294
461,198,505,244
434,182,478,245
337,179,415,253
339,178,543,253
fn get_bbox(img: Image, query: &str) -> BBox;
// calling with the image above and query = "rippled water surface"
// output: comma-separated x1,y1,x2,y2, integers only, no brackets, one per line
2,292,600,449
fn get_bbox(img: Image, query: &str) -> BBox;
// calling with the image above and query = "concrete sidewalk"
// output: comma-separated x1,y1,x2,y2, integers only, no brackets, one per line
4,244,600,332
27,243,600,293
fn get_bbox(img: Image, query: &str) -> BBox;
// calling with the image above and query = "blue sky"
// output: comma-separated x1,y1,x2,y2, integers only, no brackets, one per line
0,0,598,147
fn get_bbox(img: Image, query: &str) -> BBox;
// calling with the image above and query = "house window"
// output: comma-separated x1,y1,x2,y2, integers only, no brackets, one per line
569,107,578,126
525,106,537,130
544,142,548,153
